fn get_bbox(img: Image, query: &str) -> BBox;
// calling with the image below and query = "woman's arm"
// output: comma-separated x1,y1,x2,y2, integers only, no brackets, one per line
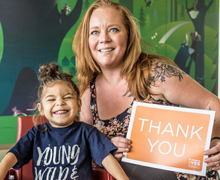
150,61,220,134
150,60,220,169
150,60,219,111
111,136,131,161
0,153,17,180
80,87,93,125
102,153,129,180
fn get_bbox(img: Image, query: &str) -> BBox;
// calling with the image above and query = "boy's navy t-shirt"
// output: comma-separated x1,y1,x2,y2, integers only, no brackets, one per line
9,121,117,180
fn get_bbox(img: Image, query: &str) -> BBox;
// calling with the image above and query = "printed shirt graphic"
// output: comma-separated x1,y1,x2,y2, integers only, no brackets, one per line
9,122,117,180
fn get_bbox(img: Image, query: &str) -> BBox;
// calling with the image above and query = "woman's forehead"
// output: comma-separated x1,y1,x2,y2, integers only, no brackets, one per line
90,7,123,26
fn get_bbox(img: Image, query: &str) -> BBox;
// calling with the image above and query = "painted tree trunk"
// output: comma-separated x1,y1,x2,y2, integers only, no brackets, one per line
185,0,214,86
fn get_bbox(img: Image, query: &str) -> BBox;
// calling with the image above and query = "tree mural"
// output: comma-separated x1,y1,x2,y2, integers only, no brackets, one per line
174,0,178,21
119,0,133,14
211,32,218,95
139,7,146,29
0,0,82,115
170,0,173,22
180,5,185,20
83,0,90,10
185,0,214,86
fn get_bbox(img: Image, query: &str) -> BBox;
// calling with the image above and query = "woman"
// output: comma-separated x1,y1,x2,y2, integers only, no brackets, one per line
72,0,220,179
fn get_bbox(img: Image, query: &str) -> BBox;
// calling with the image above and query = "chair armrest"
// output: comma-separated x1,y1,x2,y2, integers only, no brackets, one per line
92,166,116,180
3,169,15,180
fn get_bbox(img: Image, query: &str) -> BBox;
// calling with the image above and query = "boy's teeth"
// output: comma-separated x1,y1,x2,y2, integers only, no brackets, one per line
100,49,112,52
56,111,67,114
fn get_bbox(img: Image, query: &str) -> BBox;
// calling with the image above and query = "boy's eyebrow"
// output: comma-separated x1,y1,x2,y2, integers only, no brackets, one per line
45,95,54,99
44,93,75,99
64,93,75,96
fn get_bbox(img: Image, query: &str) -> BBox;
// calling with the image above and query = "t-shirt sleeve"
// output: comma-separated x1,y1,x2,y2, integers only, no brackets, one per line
8,127,36,169
87,128,117,167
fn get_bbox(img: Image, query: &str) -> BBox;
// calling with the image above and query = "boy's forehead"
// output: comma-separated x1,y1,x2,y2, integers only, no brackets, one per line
42,81,75,95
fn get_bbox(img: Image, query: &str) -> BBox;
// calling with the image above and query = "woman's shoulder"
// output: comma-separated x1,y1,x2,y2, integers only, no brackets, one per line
149,57,186,86
146,55,187,101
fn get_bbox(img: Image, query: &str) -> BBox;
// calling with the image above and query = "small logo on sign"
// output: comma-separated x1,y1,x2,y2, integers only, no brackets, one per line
188,159,200,169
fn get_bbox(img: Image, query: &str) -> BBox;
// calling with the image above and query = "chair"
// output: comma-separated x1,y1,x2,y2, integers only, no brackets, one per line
14,116,48,180
3,169,15,180
92,166,116,180
7,116,115,180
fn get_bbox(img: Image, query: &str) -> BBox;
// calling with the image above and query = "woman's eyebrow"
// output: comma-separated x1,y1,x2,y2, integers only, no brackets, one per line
89,26,99,30
90,24,120,29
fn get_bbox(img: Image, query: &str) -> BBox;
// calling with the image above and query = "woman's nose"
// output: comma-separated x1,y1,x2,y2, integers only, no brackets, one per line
99,32,111,43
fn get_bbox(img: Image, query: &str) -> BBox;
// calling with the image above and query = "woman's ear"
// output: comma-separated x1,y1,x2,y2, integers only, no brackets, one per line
78,99,82,112
37,103,44,116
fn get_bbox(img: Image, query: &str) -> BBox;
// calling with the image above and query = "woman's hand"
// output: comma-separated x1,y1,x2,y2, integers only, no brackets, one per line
111,136,131,161
204,140,220,170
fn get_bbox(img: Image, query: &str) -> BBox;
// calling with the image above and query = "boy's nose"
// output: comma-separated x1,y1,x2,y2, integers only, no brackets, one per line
56,98,65,106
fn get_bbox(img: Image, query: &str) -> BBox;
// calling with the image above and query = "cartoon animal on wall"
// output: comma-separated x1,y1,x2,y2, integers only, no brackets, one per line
174,33,199,74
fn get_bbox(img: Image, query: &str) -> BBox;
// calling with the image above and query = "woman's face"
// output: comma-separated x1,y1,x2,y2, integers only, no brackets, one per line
89,7,128,69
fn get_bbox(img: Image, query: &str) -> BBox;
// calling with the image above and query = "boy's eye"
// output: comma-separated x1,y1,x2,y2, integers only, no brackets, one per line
110,28,119,32
91,30,99,35
64,97,73,99
47,99,55,101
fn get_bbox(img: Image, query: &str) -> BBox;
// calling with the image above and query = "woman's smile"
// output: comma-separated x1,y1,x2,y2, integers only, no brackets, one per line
99,48,115,53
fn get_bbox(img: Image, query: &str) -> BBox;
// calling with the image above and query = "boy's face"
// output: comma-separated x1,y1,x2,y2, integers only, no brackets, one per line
37,81,80,128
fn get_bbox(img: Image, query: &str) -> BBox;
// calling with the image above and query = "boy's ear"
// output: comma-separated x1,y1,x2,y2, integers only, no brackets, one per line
37,103,44,116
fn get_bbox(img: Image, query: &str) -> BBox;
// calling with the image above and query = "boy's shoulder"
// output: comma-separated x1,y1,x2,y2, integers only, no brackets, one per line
76,121,96,130
75,121,103,135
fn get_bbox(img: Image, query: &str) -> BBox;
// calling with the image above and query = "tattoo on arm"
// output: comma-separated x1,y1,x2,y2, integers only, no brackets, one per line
151,60,186,84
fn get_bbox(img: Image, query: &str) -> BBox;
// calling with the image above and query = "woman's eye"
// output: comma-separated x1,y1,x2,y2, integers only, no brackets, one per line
110,28,119,32
91,30,98,35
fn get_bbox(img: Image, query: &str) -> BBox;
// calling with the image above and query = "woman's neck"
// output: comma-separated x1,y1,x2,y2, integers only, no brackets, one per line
98,70,125,87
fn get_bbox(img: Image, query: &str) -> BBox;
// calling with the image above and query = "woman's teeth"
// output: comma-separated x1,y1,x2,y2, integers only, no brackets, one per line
100,48,113,52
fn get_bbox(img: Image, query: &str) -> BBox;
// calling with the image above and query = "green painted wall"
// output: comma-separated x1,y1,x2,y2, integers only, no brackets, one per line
0,116,17,145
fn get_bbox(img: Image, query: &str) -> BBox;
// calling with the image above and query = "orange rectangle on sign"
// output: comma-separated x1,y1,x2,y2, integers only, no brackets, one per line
122,101,215,176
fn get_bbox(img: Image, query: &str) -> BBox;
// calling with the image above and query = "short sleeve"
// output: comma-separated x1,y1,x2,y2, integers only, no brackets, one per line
87,128,117,167
8,127,36,169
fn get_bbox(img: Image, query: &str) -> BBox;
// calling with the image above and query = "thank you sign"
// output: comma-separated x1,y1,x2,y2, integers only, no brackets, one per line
122,101,215,176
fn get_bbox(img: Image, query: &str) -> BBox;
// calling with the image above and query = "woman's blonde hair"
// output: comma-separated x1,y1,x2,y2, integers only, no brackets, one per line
73,0,175,101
